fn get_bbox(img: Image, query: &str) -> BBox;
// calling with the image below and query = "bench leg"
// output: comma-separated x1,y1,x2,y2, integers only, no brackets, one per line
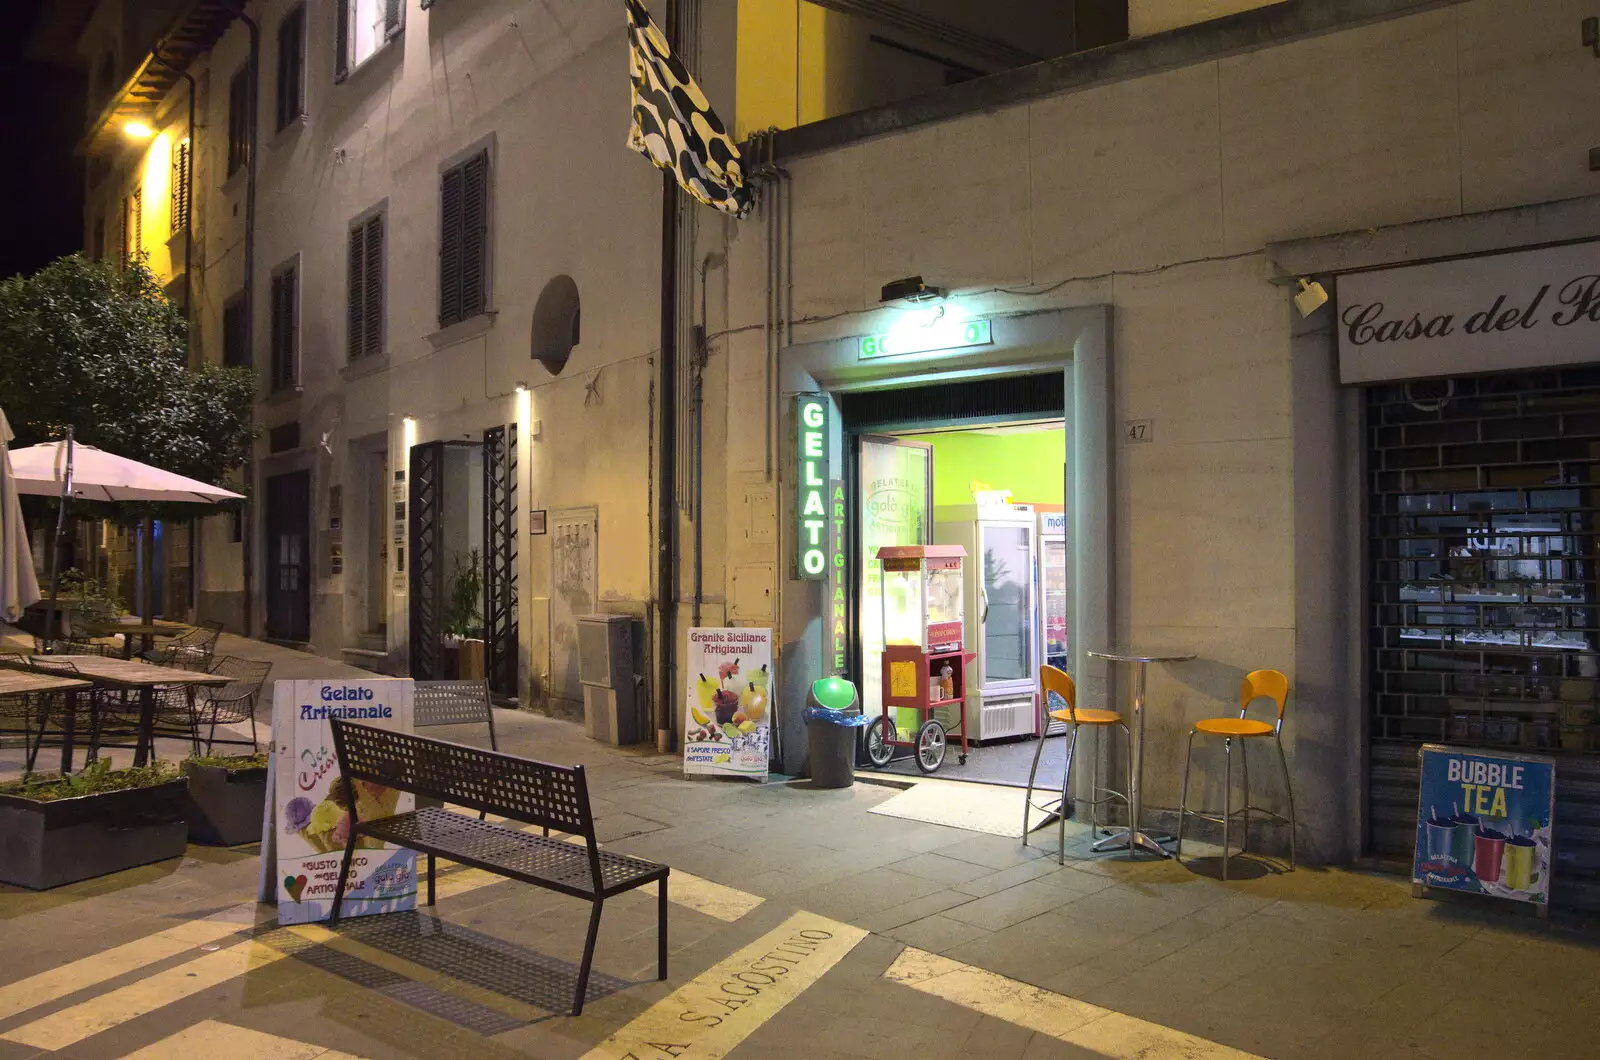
330,831,359,925
658,876,669,981
427,854,436,906
573,899,604,1017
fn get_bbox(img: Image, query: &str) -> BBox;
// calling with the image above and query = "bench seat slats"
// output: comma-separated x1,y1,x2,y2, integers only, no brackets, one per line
359,808,666,897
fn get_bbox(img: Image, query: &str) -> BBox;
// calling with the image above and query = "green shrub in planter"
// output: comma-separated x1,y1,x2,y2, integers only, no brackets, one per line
0,761,189,889
182,752,269,846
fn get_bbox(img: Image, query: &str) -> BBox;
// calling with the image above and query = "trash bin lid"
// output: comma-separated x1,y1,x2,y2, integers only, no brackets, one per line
809,676,857,712
803,705,872,726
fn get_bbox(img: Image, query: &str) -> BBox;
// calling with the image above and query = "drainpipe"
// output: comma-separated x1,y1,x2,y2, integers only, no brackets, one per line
238,10,261,638
655,0,681,753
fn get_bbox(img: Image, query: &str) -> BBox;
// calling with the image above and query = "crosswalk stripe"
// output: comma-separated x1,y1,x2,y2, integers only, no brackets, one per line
122,1018,368,1059
884,948,1266,1060
0,903,262,1023
581,911,868,1060
1,937,288,1051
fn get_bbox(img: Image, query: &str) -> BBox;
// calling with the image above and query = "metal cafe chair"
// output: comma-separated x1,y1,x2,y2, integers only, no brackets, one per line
190,656,272,754
1176,668,1298,880
1023,665,1132,864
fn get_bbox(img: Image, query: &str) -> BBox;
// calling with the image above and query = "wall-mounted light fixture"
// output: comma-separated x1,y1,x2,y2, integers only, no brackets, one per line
123,121,154,140
880,275,947,304
1294,278,1330,318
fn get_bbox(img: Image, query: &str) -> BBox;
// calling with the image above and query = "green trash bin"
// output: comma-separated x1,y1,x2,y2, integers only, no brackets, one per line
805,677,866,789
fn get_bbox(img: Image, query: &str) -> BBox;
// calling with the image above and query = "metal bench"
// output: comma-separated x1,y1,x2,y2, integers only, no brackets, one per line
413,679,498,749
327,720,668,1016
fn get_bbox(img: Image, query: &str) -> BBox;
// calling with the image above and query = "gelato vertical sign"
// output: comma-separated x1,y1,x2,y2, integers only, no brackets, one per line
272,678,417,925
685,628,772,780
1413,744,1554,906
795,394,829,580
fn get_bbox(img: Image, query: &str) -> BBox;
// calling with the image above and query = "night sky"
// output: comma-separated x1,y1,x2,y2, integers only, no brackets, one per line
0,0,87,279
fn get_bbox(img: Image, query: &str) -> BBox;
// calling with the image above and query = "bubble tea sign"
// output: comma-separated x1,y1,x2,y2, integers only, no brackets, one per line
1413,744,1555,907
271,678,417,925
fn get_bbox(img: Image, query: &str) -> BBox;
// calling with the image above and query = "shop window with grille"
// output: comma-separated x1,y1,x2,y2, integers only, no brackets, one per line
1368,369,1600,904
438,149,489,329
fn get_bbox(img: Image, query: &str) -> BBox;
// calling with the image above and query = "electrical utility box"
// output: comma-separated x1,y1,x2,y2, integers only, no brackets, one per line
577,614,641,745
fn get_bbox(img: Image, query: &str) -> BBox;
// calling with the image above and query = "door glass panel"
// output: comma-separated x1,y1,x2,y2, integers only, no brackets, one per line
982,525,1033,682
859,438,930,732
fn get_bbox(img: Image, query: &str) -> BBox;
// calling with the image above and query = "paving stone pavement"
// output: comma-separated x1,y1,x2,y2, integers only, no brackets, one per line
2,639,1599,1058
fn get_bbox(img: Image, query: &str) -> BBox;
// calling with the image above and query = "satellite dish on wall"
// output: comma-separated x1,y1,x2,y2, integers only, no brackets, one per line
531,274,580,375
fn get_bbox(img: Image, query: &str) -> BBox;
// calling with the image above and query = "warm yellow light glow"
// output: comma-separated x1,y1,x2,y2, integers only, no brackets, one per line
124,121,154,139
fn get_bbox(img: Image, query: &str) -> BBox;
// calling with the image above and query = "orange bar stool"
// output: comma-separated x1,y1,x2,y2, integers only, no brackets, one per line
1175,669,1297,880
1023,665,1132,864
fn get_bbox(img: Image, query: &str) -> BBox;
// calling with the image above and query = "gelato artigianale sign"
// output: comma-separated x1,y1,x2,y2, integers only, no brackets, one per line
795,394,829,580
1336,240,1600,385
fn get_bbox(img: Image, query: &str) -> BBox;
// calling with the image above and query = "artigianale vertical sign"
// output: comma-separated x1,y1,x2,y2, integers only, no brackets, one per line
794,394,829,580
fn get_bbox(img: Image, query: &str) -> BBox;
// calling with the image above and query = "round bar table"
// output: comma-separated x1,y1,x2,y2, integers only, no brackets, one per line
1086,648,1196,858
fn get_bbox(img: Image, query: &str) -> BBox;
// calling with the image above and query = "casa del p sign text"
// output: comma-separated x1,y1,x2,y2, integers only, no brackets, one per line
1336,240,1600,385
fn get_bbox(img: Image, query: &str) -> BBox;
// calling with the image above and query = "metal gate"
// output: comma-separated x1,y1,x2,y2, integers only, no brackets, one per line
1367,369,1600,909
482,424,518,699
408,441,444,680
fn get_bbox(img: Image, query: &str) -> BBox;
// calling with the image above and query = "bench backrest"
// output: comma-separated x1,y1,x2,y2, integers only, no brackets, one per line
330,720,593,840
413,680,498,748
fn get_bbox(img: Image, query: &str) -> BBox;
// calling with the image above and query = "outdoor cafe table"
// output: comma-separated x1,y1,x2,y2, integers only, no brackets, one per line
2,657,228,767
1086,648,1197,860
112,620,188,660
0,668,93,773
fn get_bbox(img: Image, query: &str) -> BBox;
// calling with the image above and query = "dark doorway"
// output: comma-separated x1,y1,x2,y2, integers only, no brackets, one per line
265,471,311,642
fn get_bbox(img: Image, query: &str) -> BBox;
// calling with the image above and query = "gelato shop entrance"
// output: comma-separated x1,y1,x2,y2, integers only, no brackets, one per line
840,374,1072,786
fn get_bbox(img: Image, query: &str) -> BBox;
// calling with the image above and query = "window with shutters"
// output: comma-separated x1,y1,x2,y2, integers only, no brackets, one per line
227,65,252,178
347,207,385,360
270,259,299,391
438,149,490,329
121,188,141,265
223,292,250,368
276,5,306,130
337,0,404,82
170,139,191,234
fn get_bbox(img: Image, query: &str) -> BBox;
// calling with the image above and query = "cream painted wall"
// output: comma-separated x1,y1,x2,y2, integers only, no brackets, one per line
129,0,668,697
707,0,1600,860
1129,0,1280,37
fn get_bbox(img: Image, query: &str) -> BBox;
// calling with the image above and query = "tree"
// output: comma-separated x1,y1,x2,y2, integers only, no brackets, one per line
0,254,255,491
0,254,255,618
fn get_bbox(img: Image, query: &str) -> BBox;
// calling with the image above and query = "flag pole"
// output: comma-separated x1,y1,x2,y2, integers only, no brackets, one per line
41,427,74,653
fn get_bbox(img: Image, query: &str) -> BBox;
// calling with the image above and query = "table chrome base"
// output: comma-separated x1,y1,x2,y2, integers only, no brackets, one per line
1090,828,1175,858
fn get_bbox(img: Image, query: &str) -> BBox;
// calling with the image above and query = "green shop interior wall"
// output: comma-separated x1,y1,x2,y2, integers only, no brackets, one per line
900,428,1066,508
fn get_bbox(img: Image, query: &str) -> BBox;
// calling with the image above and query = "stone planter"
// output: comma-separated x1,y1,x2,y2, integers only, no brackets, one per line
0,779,190,889
182,763,268,846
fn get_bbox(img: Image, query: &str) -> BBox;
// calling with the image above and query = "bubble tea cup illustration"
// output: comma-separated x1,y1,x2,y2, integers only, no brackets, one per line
1424,808,1456,867
1451,807,1479,875
1504,833,1537,891
1473,827,1506,884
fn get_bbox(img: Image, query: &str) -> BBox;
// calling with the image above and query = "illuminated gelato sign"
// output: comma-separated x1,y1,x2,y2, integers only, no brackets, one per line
795,394,829,580
859,319,992,360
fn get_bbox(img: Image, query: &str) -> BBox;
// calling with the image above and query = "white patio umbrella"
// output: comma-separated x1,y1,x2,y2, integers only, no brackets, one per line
10,435,244,646
0,409,42,623
10,440,246,503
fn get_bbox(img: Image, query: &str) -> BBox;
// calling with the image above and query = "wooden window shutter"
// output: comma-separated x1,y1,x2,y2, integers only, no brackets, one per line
460,151,488,319
363,215,384,355
347,224,364,359
271,267,296,390
385,0,403,37
170,141,190,235
439,165,465,328
335,0,350,82
277,6,305,130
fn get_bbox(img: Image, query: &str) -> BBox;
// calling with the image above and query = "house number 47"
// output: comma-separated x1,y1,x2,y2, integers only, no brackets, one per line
1124,419,1153,445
